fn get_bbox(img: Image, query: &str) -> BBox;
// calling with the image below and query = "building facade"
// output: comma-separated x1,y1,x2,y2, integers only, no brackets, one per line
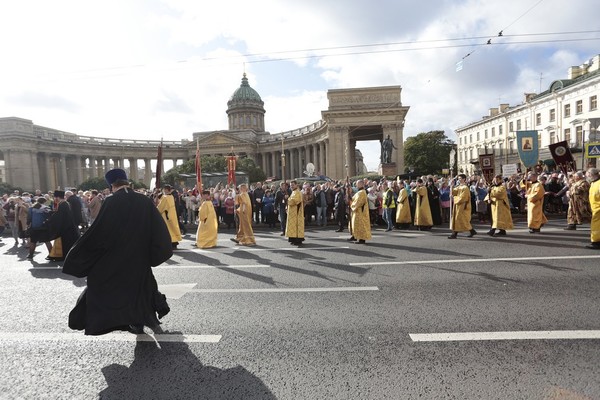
0,75,409,192
456,54,600,175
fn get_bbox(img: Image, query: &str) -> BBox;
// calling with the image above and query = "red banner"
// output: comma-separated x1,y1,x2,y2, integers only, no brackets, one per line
227,154,237,186
549,140,576,174
478,153,495,183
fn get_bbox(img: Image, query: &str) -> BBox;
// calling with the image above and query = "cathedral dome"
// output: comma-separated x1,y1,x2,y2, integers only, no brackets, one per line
227,73,264,108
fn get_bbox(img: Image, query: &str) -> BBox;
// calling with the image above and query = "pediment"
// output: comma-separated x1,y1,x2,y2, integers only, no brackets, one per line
199,131,254,146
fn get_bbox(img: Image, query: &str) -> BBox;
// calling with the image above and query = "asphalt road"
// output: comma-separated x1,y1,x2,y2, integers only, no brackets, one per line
1,215,599,399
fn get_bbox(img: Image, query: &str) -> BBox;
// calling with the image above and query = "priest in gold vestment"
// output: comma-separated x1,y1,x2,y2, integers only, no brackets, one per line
157,185,182,248
395,181,412,229
285,180,305,246
195,190,218,249
586,168,600,249
232,184,255,245
448,174,477,239
349,180,372,244
486,175,514,237
524,172,548,233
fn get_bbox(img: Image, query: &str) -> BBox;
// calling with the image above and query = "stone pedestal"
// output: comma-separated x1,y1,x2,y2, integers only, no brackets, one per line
378,162,397,177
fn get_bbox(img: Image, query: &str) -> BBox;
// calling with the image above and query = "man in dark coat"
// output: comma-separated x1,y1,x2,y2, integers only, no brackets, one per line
66,191,83,230
47,190,80,262
63,168,173,335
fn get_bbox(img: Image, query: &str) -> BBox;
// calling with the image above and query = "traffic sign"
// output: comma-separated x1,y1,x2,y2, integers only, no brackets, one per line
586,142,600,158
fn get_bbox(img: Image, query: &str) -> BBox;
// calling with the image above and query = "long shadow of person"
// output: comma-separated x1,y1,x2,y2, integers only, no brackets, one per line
100,332,277,400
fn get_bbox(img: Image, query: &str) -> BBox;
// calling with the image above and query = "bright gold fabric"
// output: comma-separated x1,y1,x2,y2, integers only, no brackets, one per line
451,184,472,232
195,200,218,248
350,189,372,241
413,186,433,227
286,188,305,239
235,192,255,245
49,237,63,258
590,179,600,243
488,185,513,230
158,194,182,243
526,181,548,229
395,188,412,224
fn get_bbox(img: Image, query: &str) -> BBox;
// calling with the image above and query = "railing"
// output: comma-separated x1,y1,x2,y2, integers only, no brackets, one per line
263,120,325,142
31,127,187,147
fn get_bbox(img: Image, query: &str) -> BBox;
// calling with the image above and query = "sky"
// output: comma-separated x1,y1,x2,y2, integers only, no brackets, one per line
1,0,599,172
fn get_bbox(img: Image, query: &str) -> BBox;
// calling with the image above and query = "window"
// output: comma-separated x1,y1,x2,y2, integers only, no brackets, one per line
536,113,541,125
564,104,571,118
509,122,514,132
469,134,472,143
476,132,480,141
516,119,522,130
469,149,473,159
564,128,571,144
549,109,556,122
576,100,583,114
575,126,583,146
246,116,251,125
491,127,495,137
484,129,488,139
538,133,542,148
591,95,598,111
499,125,503,135
550,131,556,144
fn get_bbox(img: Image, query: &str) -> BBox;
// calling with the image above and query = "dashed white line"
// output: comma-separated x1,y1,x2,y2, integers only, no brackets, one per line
410,330,600,342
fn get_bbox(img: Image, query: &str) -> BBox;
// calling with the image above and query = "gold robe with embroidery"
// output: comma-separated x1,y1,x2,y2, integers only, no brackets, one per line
589,178,600,243
488,184,513,230
413,186,433,227
451,184,472,232
196,200,218,249
526,181,548,229
157,194,182,243
351,189,372,241
395,188,412,224
286,188,304,239
235,192,255,245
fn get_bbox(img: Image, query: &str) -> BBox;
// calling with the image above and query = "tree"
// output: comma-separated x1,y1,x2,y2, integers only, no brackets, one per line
403,130,455,175
78,177,147,191
0,182,22,196
237,157,266,183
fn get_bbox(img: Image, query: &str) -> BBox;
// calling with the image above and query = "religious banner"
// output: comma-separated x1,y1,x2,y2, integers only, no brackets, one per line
195,139,203,192
478,153,495,183
549,140,576,174
226,151,237,187
516,130,539,169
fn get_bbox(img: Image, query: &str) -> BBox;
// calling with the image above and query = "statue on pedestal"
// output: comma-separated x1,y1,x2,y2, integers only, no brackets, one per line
381,135,397,164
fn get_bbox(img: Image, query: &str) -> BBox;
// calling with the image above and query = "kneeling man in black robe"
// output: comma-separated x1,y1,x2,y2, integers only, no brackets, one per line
63,168,173,335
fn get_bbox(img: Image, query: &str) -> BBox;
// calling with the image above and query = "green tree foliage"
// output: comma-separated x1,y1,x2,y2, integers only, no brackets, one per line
78,177,147,191
403,130,455,175
160,155,267,186
0,182,22,195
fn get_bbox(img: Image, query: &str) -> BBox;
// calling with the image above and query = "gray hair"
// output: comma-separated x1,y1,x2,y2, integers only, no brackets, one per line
588,168,599,179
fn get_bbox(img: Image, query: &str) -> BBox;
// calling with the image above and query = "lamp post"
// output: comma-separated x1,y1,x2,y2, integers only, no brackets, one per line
281,137,286,182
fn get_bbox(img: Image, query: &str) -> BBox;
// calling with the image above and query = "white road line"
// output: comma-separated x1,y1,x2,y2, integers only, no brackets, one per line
233,246,350,252
350,254,600,266
156,264,271,269
409,330,600,342
189,286,379,293
0,332,221,343
28,267,63,270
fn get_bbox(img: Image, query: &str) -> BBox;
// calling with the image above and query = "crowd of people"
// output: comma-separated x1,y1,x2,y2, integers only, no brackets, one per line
1,167,599,260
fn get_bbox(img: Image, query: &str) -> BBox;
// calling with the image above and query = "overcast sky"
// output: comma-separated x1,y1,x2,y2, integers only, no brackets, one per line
1,0,599,172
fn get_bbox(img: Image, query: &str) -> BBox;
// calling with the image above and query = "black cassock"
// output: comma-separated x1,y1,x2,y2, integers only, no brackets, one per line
48,201,80,257
63,188,173,335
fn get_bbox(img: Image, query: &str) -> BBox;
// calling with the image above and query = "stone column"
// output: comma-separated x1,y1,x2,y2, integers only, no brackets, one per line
326,126,348,179
289,148,296,179
75,156,84,186
88,157,96,179
3,149,13,186
144,158,153,187
30,151,41,190
319,142,325,176
42,153,52,191
59,154,68,189
129,158,138,181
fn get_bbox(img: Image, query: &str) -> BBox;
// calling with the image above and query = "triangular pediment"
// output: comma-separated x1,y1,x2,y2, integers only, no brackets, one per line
198,131,255,146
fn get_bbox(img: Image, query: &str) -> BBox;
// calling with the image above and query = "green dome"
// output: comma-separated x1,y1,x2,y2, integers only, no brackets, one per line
228,73,264,108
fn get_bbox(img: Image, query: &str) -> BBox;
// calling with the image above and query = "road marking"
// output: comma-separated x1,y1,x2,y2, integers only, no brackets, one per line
156,264,271,270
350,254,600,266
0,331,221,343
233,246,350,252
28,267,63,270
187,286,379,293
410,330,600,342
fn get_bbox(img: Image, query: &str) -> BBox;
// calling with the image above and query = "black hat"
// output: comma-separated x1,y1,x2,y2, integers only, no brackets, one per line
105,168,128,186
53,190,65,198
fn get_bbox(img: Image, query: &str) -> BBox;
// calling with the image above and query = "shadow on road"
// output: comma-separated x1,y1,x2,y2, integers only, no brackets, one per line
100,334,277,399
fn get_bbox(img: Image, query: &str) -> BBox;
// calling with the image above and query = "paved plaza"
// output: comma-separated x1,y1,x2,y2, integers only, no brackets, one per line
1,217,599,399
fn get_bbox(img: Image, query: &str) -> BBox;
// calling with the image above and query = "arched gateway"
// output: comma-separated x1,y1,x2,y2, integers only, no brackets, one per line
0,77,408,191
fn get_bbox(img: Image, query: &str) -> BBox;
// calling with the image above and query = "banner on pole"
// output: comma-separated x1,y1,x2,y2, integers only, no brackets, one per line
548,140,576,174
516,130,539,169
478,153,495,183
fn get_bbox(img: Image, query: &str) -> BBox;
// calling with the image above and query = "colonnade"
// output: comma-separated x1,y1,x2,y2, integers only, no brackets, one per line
257,140,328,180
